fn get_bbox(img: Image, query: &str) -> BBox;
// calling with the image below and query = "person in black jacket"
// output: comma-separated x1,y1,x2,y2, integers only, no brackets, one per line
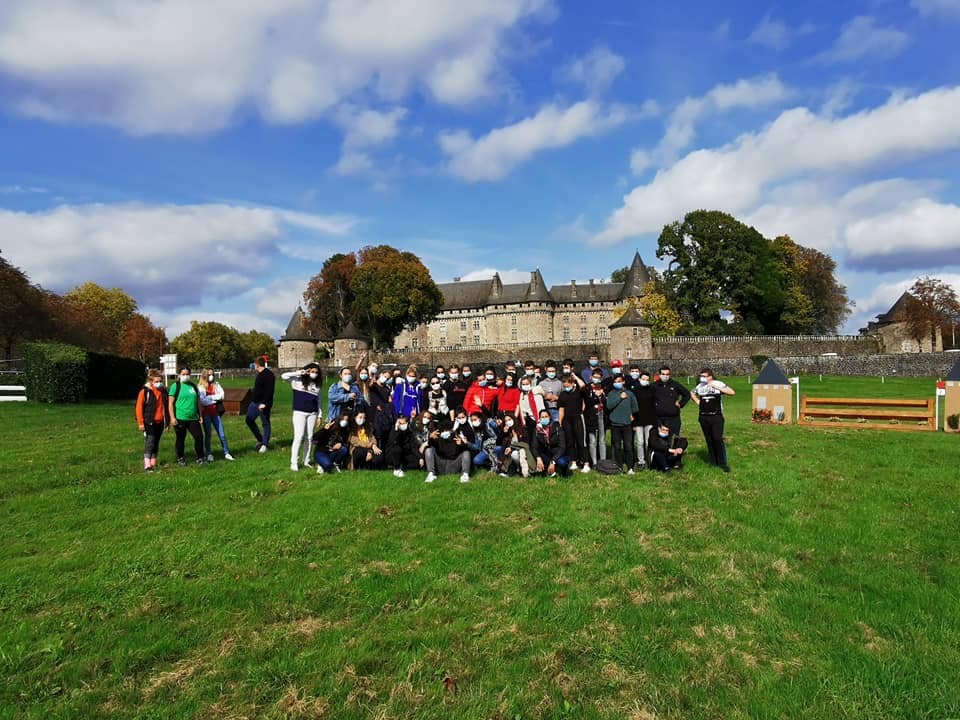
691,368,735,473
424,417,472,483
652,365,690,435
648,422,688,472
384,416,420,477
532,409,568,477
247,356,276,452
368,373,397,445
311,415,350,474
628,368,657,470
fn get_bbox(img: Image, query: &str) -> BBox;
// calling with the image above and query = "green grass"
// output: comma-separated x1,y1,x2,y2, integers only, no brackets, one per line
1,376,958,719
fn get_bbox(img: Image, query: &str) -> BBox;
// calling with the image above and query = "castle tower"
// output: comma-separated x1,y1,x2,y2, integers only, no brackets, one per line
608,307,653,362
277,308,318,369
334,321,370,369
618,251,652,300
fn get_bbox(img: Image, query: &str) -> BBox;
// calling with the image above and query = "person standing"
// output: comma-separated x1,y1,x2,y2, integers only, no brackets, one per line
198,368,233,462
583,370,608,468
328,366,365,421
691,368,735,472
652,365,690,435
281,363,322,471
135,368,169,472
538,361,563,422
247,356,275,452
558,374,589,472
606,373,639,474
392,365,423,419
629,368,656,471
168,366,205,466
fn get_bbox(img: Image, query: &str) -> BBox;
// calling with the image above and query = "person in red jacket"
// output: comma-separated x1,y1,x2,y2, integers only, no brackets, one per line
496,372,521,417
463,367,499,416
135,368,169,472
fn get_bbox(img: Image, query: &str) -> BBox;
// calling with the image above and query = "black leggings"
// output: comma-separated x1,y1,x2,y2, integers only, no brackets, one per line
174,420,204,460
561,414,588,464
610,424,635,469
699,414,727,466
143,422,165,458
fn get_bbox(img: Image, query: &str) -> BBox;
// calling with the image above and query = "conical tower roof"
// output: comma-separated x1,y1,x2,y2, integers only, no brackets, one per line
618,252,652,299
753,359,789,385
609,306,651,329
281,307,313,342
336,320,369,341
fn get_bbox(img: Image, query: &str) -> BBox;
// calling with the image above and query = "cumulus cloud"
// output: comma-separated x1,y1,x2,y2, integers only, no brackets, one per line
912,0,960,18
439,100,632,182
595,85,960,245
556,46,625,96
459,267,531,283
815,16,911,64
330,105,407,175
0,0,552,135
631,74,792,172
845,199,960,270
1,202,356,309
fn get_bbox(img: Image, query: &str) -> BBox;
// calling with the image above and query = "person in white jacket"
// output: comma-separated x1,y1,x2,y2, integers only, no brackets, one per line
281,363,323,471
198,368,233,461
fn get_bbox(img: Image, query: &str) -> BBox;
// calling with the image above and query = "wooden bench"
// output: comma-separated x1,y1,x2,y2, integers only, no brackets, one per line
0,384,27,402
799,396,935,431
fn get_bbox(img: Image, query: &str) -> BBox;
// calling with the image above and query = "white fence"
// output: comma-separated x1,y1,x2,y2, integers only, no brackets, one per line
655,334,863,344
0,385,27,402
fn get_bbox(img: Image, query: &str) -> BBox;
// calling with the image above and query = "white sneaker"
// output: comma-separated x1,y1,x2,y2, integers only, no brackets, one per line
316,465,324,475
627,468,635,475
397,469,406,478
425,472,437,483
549,471,557,478
303,460,312,468
205,454,213,463
290,463,298,472
224,453,234,461
581,464,591,474
258,445,267,453
460,473,470,483
569,462,578,471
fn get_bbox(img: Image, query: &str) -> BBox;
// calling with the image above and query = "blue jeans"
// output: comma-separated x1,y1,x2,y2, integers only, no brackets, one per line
246,403,272,446
314,446,349,471
202,414,230,455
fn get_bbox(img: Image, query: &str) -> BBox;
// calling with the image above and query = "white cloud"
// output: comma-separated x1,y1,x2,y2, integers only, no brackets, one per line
845,199,960,269
557,46,625,96
0,0,552,135
329,105,407,175
815,16,911,64
713,20,731,40
633,73,792,171
912,0,960,18
747,15,815,50
1,202,356,309
459,267,531,283
595,85,960,245
0,184,47,194
439,100,631,182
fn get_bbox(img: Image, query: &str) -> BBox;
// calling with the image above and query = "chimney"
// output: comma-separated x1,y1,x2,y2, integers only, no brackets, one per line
589,278,596,298
530,271,538,289
570,280,577,298
453,276,461,282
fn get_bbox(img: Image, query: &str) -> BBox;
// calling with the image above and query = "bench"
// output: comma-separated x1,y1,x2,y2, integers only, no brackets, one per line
799,396,935,431
0,385,27,402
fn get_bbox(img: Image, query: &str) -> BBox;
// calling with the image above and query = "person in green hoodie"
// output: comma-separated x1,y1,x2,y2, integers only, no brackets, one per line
606,375,639,474
167,366,205,466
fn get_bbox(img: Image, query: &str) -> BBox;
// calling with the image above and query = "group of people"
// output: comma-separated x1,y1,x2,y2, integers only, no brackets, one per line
134,351,735,480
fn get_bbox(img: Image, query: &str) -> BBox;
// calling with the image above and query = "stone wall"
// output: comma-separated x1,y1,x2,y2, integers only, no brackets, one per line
652,335,879,359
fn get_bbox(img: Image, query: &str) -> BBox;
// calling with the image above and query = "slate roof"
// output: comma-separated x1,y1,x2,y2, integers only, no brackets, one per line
280,308,313,342
875,292,913,324
946,359,960,381
550,281,622,303
619,252,652,300
336,320,369,341
437,278,494,310
753,359,790,385
608,306,650,329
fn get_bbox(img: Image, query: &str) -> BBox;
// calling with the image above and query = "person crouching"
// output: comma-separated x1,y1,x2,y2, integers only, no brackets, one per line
532,409,569,477
648,422,688,472
424,417,472,484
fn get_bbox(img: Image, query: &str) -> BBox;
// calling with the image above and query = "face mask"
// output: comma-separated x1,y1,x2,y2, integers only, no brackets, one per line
505,380,513,387
478,379,487,387
592,378,602,385
423,417,432,424
398,424,408,432
613,382,624,390
505,419,514,428
368,366,378,375
485,375,495,382
359,373,368,381
563,386,574,393
612,368,622,375
379,375,390,384
546,371,556,379
659,431,669,438
562,368,571,375
342,375,353,383
630,372,640,379
699,376,709,384
520,385,531,392
462,370,471,378
419,381,428,389
525,370,534,377
639,379,650,387
207,375,215,382
440,430,452,439
470,419,481,428
589,359,599,367
437,372,445,379
431,383,441,390
339,420,349,428
450,373,459,380
153,381,163,388
660,375,670,382
406,376,416,383
540,418,550,427
309,373,318,380
179,375,190,383
356,418,365,426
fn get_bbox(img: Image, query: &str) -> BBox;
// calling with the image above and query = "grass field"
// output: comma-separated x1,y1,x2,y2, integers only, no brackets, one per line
1,375,958,719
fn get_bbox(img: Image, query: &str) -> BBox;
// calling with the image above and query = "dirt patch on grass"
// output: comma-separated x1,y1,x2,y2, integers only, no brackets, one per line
143,657,204,698
771,558,791,578
289,616,347,639
275,685,330,718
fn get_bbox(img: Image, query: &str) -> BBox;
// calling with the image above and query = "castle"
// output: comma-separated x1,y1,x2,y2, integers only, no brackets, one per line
393,252,652,351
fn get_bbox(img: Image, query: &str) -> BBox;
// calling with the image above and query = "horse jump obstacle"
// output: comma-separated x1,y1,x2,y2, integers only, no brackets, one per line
800,396,935,432
0,385,27,402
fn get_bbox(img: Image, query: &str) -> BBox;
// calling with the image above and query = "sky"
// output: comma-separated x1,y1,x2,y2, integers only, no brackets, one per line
3,0,960,340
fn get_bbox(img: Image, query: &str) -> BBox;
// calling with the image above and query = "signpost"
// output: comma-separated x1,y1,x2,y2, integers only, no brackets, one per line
160,354,178,383
789,376,800,423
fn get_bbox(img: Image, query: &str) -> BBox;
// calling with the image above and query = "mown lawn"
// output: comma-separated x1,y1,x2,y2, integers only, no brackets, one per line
1,375,958,719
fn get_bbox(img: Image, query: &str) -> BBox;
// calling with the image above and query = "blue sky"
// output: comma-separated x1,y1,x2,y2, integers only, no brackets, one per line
3,0,960,340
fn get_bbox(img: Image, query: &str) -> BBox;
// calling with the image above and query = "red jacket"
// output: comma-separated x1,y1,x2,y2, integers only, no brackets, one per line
464,383,498,414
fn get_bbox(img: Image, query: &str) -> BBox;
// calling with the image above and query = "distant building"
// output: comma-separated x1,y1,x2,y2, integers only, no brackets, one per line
860,292,943,353
393,252,652,351
276,308,317,368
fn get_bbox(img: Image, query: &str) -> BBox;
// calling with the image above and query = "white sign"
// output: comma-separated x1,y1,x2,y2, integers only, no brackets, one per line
789,376,800,385
937,388,946,396
160,353,178,379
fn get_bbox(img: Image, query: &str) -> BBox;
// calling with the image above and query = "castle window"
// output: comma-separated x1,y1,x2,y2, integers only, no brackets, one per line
563,328,570,341
625,348,632,359
439,321,447,332
350,341,357,350
460,320,467,331
599,328,607,339
580,327,587,339
440,335,447,346
511,328,517,340
511,314,517,326
599,312,606,322
580,314,587,325
412,339,418,349
473,319,480,330
563,314,569,325
474,335,480,345
632,327,639,337
460,335,467,345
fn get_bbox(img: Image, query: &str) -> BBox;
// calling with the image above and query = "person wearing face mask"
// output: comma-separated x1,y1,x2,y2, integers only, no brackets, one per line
385,415,420,477
583,371,608,468
414,411,434,468
538,361,563,421
198,367,233,463
495,413,531,478
444,365,468,412
463,411,495,469
691,368,735,472
496,373,522,419
368,370,397,445
281,363,322,471
135,368,169,472
648,421,688,472
247,356,275,453
168,366,205,466
329,366,365,421
561,359,576,378
311,414,350,474
426,376,449,417
558,374,589,472
348,411,384,470
516,375,545,443
392,364,423,419
463,367,498,416
629,369,657,470
532,409,568,477
580,351,610,385
652,365,691,435
424,417,472,483
606,373,640,474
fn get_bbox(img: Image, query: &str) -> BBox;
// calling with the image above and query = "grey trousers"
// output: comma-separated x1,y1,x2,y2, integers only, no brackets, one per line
425,447,471,475
634,424,653,466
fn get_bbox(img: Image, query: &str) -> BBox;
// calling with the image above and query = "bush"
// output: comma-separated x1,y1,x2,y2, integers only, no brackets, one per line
86,351,146,400
23,342,87,403
751,355,769,371
948,413,960,431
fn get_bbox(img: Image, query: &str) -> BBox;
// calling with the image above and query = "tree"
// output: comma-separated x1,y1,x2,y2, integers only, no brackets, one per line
794,244,852,334
610,266,630,284
350,245,444,349
170,321,246,368
304,253,357,340
119,313,167,362
64,282,139,352
238,330,276,365
0,252,46,359
637,282,683,338
903,277,960,350
40,290,116,352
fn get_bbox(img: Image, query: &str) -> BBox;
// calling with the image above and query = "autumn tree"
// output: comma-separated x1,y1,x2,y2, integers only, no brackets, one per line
170,321,246,368
903,277,960,350
63,282,139,352
637,282,682,338
0,252,46,359
238,330,276,365
304,253,357,340
119,313,167,362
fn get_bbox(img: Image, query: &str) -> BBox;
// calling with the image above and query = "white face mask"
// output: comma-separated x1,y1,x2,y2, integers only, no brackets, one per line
153,381,163,388
179,375,190,383
699,376,709,384
309,373,318,380
630,372,640,380
208,375,215,382
431,383,441,390
398,424,408,431
339,420,349,428
437,372,445,379
450,373,459,380
440,431,452,439
505,419,514,428
470,419,481,428
639,379,650,387
520,385,531,392
355,417,365,426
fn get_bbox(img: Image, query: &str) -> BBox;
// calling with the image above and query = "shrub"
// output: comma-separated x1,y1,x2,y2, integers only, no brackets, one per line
948,414,960,431
752,408,772,423
86,351,146,400
23,342,87,403
750,355,769,371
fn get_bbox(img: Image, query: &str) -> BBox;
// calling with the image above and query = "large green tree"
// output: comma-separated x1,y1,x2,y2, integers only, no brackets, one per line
238,330,276,365
170,321,246,369
771,235,851,334
304,253,357,340
903,276,960,350
63,282,139,352
0,252,46,359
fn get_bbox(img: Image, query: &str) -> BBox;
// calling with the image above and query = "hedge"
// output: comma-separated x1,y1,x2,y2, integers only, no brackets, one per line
23,342,146,403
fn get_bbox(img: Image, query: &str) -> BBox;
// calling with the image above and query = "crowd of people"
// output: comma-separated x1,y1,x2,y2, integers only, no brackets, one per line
135,351,736,480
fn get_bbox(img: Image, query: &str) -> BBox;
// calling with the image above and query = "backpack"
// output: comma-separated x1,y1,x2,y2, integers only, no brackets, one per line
596,459,622,475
